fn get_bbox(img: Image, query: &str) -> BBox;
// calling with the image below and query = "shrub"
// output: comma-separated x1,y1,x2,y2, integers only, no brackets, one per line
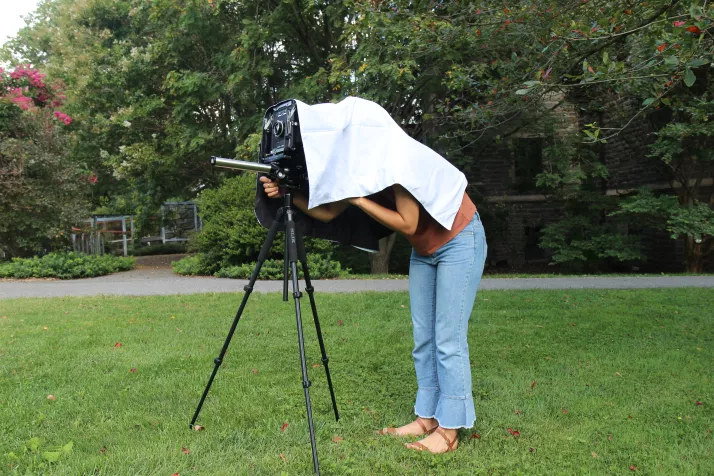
0,252,135,279
214,254,349,280
130,243,187,256
193,174,335,271
171,254,214,276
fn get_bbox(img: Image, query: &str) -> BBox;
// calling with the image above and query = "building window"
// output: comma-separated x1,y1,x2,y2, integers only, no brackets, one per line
512,138,543,193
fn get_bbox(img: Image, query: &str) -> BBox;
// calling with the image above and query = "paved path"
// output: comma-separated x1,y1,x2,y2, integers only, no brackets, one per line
1,268,713,299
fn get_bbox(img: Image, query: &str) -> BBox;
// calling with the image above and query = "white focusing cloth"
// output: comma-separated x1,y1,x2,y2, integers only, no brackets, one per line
295,97,467,230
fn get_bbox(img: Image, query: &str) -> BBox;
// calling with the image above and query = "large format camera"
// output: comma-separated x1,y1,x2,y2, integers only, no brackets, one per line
212,99,307,186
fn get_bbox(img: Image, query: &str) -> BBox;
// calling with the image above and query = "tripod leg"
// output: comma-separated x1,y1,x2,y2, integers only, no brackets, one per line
189,208,284,429
283,233,289,302
295,232,340,422
285,207,320,475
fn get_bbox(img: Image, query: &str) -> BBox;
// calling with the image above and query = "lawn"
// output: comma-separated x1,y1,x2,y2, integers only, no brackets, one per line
1,289,712,475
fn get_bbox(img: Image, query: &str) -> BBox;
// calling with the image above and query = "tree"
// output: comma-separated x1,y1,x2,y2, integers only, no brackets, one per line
0,65,90,258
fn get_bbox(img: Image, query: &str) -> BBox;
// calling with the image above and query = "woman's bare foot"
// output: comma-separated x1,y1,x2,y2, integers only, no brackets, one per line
405,427,458,453
378,417,438,436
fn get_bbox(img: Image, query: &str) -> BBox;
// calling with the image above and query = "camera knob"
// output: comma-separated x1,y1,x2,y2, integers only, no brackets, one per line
273,121,284,136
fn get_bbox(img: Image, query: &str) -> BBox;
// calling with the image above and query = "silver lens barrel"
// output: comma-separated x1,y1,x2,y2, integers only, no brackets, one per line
211,157,272,173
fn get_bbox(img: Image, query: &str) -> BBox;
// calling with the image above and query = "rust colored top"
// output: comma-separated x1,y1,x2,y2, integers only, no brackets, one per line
368,187,477,256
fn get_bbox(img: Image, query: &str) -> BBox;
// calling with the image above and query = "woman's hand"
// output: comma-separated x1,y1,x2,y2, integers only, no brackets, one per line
346,197,363,207
259,175,284,199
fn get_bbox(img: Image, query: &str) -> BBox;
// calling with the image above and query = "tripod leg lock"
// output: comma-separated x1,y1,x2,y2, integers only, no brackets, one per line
321,357,329,364
214,358,222,365
302,379,312,389
293,291,303,299
305,286,314,294
243,285,253,293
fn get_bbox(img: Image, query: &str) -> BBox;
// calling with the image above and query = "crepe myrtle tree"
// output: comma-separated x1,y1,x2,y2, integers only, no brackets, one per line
0,65,92,258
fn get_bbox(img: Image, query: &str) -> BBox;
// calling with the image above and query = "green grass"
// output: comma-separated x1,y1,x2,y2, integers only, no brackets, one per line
1,289,712,475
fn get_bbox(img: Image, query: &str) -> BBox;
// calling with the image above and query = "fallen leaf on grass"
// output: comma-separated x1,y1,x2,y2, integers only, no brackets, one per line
608,434,613,441
616,372,622,377
43,326,48,330
172,473,180,476
514,409,521,415
313,363,320,368
469,433,481,440
507,428,520,437
562,408,569,414
114,342,122,348
696,401,703,405
331,435,344,443
193,425,205,431
592,452,599,458
171,315,176,319
529,447,535,453
251,369,258,375
281,422,288,433
629,465,638,471
99,447,106,454
279,453,286,463
181,447,190,455
337,320,343,326
531,380,537,390
47,395,56,401
130,368,137,373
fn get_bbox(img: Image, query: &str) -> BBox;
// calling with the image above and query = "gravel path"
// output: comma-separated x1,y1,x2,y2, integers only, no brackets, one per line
1,268,713,299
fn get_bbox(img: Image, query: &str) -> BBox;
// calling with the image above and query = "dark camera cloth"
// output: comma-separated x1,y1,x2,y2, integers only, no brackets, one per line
254,182,393,251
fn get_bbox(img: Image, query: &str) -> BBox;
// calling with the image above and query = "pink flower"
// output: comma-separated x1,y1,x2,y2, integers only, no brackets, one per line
53,110,72,125
673,21,686,27
11,95,33,111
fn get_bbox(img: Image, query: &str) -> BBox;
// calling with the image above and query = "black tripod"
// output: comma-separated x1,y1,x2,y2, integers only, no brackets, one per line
190,188,339,475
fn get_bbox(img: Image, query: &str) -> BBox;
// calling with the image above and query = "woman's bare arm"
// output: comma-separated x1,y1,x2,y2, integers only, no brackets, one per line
348,184,419,236
259,176,349,223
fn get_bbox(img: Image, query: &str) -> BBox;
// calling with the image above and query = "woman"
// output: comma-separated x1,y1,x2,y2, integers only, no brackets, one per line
260,176,487,454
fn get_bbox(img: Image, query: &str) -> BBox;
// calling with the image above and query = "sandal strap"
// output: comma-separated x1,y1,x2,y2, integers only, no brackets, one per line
408,441,429,452
434,427,457,451
416,418,429,434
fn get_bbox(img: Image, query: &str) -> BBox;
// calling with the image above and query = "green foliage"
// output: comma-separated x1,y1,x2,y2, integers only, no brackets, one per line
5,437,73,473
193,174,335,271
215,253,349,280
173,252,348,279
193,174,280,271
540,213,643,270
0,252,134,279
129,242,187,256
170,253,213,276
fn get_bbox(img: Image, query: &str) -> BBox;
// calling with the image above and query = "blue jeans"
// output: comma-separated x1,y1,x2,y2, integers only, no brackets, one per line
408,213,487,429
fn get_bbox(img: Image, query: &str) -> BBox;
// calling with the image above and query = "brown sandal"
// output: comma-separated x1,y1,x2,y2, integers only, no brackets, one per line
406,427,458,453
377,418,437,436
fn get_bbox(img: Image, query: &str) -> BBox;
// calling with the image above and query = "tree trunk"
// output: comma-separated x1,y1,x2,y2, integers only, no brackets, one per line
685,237,705,273
370,233,397,274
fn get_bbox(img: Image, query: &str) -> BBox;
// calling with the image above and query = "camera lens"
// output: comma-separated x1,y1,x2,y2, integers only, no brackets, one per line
273,121,284,137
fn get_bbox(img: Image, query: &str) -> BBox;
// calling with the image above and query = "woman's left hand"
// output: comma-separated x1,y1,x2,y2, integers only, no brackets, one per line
347,197,363,206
